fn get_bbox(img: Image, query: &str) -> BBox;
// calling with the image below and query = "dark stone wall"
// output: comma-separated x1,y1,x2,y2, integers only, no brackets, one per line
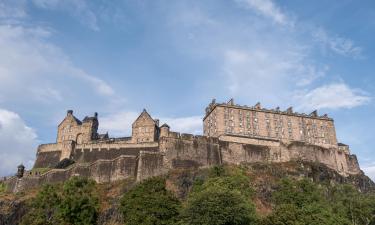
71,147,158,163
162,136,221,169
33,151,61,168
137,152,165,181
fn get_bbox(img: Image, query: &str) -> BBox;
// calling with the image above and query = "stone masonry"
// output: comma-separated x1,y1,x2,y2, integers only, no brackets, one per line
4,99,362,192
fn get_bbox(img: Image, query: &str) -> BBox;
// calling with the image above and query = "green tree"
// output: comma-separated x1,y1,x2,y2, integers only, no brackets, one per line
180,186,258,225
58,177,99,225
330,185,375,225
120,177,181,225
20,184,61,225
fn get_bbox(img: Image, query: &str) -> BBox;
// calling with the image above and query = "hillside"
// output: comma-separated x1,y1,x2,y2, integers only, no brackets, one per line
0,161,374,225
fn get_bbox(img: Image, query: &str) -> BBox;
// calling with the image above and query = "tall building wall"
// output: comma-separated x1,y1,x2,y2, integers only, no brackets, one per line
204,99,338,147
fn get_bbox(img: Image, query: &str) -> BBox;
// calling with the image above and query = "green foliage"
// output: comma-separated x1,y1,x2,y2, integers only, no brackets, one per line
20,177,99,225
0,182,5,194
58,177,99,225
272,178,323,207
180,166,257,225
20,184,61,225
120,177,181,225
180,187,258,225
262,178,375,225
262,203,350,225
329,184,375,225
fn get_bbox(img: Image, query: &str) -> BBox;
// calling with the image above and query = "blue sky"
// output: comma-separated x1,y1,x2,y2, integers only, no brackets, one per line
0,0,374,180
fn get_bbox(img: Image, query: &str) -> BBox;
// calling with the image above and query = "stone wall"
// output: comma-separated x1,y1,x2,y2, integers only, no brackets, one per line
6,155,138,192
34,151,61,168
160,133,221,170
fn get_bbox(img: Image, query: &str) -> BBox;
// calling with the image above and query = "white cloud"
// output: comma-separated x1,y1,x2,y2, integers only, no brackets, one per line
160,116,202,135
31,0,99,31
0,24,115,105
363,165,375,182
0,109,37,177
313,28,362,58
235,0,293,26
99,111,139,137
222,48,328,106
295,83,371,111
99,111,203,137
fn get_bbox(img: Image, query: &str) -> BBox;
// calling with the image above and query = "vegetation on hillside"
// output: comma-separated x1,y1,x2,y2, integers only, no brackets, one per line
20,177,99,225
13,165,375,225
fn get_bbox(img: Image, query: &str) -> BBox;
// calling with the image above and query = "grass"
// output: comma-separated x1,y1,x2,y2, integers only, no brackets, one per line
30,167,51,174
0,182,5,194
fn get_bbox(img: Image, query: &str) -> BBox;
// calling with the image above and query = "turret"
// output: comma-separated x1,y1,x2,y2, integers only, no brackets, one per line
160,123,170,138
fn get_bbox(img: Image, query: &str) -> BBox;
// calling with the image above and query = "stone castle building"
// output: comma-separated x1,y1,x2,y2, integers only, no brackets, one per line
4,99,362,192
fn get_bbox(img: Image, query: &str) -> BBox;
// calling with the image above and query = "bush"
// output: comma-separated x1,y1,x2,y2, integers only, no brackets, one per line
180,186,258,225
58,177,99,225
120,177,180,225
20,184,61,225
20,177,99,225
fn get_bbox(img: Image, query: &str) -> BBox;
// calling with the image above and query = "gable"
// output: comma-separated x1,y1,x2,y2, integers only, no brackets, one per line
58,115,82,128
132,110,156,127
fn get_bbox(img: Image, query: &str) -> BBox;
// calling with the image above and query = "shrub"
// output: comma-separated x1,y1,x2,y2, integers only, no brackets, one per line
20,184,61,225
58,177,99,225
180,186,258,225
120,177,180,225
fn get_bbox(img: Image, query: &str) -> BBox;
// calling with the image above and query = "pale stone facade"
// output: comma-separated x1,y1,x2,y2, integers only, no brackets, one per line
204,99,338,148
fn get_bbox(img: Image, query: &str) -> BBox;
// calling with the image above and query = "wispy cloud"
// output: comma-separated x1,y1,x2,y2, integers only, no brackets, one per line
0,24,115,105
0,109,37,176
0,0,27,20
31,0,99,31
234,0,293,26
313,28,363,58
295,83,371,111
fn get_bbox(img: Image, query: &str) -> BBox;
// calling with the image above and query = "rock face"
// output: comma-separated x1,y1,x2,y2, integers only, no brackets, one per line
0,198,27,225
0,161,373,225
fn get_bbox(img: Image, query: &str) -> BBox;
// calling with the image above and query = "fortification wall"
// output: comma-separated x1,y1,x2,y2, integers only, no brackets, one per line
34,151,61,168
160,133,221,170
136,151,165,181
6,155,138,192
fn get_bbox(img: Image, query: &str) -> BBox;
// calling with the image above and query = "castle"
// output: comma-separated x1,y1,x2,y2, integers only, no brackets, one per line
4,99,361,192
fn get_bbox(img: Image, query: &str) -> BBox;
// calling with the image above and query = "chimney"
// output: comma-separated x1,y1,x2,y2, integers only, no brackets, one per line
94,112,98,118
67,110,73,116
227,98,234,106
255,102,261,109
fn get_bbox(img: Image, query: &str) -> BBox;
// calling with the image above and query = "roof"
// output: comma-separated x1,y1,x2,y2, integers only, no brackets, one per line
132,109,157,126
161,123,170,128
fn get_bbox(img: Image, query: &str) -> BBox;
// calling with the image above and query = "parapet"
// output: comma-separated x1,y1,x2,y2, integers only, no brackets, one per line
204,98,333,121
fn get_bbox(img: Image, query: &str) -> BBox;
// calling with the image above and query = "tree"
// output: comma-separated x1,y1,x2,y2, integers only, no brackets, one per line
120,177,181,225
20,184,61,225
180,186,258,225
58,177,99,225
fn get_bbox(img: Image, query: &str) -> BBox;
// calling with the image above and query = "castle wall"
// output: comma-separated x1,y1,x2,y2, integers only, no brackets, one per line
160,133,221,170
6,156,138,192
136,151,165,181
34,151,61,168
